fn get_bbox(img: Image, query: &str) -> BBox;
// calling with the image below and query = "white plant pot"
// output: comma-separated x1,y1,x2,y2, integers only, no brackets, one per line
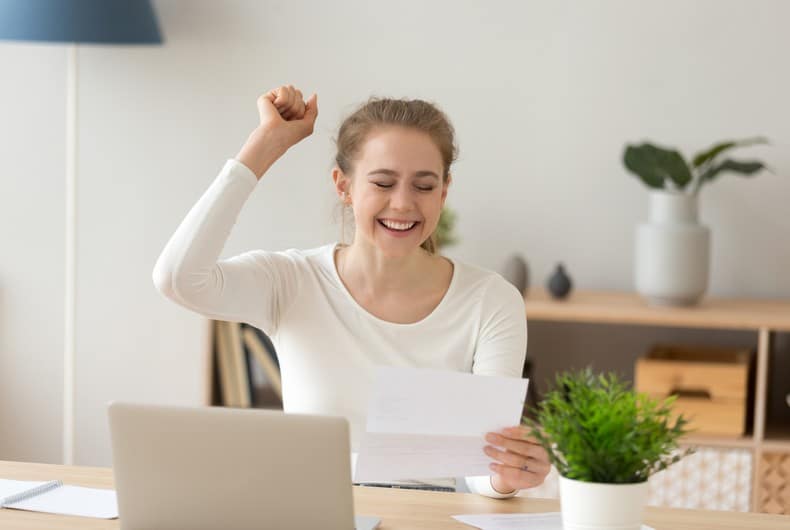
635,190,710,306
559,476,648,530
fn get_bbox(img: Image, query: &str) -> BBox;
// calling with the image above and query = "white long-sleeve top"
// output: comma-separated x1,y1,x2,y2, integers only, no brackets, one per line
152,159,528,498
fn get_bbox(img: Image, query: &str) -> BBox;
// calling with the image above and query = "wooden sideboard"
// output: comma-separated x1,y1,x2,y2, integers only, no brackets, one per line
524,288,790,513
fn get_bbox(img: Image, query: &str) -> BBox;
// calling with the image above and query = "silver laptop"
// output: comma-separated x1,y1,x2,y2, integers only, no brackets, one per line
108,402,380,530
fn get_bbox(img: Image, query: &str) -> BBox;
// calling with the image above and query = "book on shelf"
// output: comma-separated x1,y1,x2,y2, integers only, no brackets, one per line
242,325,282,401
227,321,252,408
213,321,281,408
213,320,237,407
214,321,251,408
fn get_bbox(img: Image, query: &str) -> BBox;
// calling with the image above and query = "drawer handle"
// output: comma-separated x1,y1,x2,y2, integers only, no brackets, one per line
669,387,712,399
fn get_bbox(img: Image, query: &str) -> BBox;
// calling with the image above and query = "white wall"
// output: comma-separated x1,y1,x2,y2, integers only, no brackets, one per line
1,0,788,466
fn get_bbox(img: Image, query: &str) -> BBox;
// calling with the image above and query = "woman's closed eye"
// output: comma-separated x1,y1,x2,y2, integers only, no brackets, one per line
372,182,434,192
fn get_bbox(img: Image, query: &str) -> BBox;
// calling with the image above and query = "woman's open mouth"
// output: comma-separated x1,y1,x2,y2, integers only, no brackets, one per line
377,219,420,237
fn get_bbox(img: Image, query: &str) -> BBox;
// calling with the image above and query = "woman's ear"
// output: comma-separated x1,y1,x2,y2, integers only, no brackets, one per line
441,173,452,205
332,167,352,204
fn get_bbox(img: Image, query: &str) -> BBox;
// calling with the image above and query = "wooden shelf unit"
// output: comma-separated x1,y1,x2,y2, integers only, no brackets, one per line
682,434,756,450
524,288,790,513
764,425,790,452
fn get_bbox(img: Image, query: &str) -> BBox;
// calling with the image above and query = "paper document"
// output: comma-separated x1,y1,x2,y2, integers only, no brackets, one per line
452,512,655,530
354,366,528,482
9,484,118,519
0,478,117,519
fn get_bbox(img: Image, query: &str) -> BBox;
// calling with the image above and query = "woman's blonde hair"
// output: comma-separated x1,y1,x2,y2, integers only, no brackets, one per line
334,97,458,254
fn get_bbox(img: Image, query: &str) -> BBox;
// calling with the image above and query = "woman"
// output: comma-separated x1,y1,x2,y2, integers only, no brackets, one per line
153,84,550,498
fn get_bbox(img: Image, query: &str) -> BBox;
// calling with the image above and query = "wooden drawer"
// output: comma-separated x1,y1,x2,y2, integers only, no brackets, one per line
757,451,790,514
635,344,752,436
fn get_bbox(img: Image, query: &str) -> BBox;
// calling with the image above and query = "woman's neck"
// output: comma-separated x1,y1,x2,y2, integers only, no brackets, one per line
337,241,437,295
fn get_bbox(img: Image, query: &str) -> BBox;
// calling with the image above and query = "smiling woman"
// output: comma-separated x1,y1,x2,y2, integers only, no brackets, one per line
152,84,546,499
336,126,448,255
332,98,455,256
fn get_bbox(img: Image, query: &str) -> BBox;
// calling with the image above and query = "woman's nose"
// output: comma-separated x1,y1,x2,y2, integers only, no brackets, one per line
389,186,415,211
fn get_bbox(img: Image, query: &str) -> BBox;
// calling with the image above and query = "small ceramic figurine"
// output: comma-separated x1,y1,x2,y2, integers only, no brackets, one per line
501,254,529,296
547,263,573,299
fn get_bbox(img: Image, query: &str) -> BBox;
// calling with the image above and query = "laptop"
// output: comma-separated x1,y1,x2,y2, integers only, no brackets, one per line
108,402,380,530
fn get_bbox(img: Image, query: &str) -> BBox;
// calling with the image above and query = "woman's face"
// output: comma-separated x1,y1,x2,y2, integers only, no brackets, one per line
338,126,450,258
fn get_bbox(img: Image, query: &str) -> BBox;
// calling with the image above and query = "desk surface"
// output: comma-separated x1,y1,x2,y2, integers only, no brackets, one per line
1,460,788,529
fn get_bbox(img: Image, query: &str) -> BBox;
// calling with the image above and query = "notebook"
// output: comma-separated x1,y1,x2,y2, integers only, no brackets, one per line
0,478,118,519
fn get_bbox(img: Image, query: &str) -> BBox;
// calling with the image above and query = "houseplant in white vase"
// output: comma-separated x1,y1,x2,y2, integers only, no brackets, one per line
623,137,769,306
526,369,692,530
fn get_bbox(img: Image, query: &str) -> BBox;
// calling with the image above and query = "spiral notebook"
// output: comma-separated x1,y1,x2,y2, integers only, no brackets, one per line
0,478,118,519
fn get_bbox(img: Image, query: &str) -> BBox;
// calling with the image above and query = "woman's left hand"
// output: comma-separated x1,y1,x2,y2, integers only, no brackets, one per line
484,425,551,493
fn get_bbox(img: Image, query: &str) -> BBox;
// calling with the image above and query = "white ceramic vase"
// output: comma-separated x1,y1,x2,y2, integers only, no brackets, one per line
559,476,649,530
635,190,710,306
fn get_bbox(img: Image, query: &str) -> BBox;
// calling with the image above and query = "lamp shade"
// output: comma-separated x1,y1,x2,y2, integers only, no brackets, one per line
0,0,162,44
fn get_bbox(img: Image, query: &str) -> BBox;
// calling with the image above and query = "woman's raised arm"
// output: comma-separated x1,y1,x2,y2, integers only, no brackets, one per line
152,85,317,334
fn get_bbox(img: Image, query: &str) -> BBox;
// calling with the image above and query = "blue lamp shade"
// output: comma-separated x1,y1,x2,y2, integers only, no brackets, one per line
0,0,162,44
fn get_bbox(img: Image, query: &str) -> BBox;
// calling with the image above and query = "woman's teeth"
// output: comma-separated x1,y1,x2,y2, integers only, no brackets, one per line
379,220,417,231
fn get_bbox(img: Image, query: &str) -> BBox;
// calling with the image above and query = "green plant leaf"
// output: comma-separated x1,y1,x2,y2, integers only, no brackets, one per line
623,145,665,189
691,137,768,168
434,207,458,249
699,159,768,184
623,143,693,190
525,367,693,484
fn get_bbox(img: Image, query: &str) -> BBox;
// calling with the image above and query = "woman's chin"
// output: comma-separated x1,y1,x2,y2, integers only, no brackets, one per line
374,239,426,258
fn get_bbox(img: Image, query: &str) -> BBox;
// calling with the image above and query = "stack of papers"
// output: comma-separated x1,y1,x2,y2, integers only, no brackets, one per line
354,366,528,482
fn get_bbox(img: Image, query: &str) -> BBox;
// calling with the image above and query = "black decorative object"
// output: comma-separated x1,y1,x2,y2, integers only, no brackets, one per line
547,263,573,299
501,254,529,296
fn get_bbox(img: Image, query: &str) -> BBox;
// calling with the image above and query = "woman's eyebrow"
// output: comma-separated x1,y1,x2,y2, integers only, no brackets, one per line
367,168,440,180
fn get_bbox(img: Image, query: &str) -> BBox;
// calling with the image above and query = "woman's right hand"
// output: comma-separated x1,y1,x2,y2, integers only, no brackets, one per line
236,85,318,179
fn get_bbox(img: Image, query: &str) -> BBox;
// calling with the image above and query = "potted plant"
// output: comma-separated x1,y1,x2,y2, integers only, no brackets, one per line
434,206,458,250
623,137,769,306
526,369,693,530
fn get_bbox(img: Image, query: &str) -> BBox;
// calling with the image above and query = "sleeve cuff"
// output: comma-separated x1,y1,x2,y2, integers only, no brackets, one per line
464,475,519,499
225,158,259,187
